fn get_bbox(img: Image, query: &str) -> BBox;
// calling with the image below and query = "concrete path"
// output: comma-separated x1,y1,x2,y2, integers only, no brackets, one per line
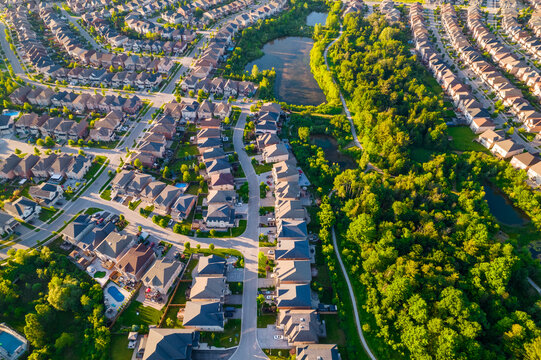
331,227,377,360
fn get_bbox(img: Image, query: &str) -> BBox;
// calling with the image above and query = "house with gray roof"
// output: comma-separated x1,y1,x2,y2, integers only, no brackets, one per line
0,154,23,180
205,158,231,175
276,200,305,221
79,221,116,251
276,283,312,309
196,255,226,277
142,328,199,360
95,232,135,262
206,190,236,205
296,344,341,360
277,219,308,240
0,211,18,235
60,214,95,249
29,183,63,206
3,197,41,221
143,257,184,295
275,260,312,285
189,276,227,301
112,170,136,194
205,203,235,228
273,160,299,184
154,185,183,215
182,301,225,331
127,172,153,195
141,180,168,203
66,155,92,180
171,194,197,220
274,240,310,261
278,309,324,346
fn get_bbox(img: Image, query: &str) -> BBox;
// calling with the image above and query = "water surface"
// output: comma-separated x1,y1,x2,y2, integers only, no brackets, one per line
306,12,328,26
311,134,356,169
483,184,528,226
245,37,326,106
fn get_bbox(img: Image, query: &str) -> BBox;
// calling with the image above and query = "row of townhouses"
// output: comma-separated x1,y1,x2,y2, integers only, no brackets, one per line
9,86,143,115
0,153,92,181
500,5,541,61
441,4,541,132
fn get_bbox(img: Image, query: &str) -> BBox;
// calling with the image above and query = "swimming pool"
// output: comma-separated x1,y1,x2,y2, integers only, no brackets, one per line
2,110,20,117
107,285,125,303
175,183,188,190
0,330,23,356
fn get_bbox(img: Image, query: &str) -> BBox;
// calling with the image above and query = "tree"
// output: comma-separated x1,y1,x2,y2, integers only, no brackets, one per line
47,276,82,312
298,127,310,142
189,90,195,97
184,241,191,250
23,102,32,111
183,171,190,182
209,230,217,237
166,318,174,327
36,138,45,146
133,158,142,168
33,147,40,156
68,139,75,146
209,243,215,250
14,148,21,154
78,149,85,156
251,64,259,78
44,136,55,148
162,166,170,179
54,332,75,351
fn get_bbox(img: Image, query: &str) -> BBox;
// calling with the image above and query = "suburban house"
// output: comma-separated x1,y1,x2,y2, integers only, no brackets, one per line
60,214,95,249
171,194,197,220
528,162,541,185
205,203,235,228
154,185,183,215
0,211,19,235
29,183,64,206
478,129,505,149
491,139,524,158
116,243,157,282
277,220,308,241
296,344,341,360
262,143,289,163
274,240,311,261
189,276,228,302
196,255,226,277
209,172,234,191
141,328,199,360
275,260,312,285
510,152,539,170
273,161,299,184
276,283,312,309
142,257,184,295
277,309,324,346
181,301,225,332
95,232,135,262
3,197,41,221
112,170,136,195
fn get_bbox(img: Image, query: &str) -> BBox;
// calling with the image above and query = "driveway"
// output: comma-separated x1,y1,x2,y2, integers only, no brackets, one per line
257,325,290,349
226,267,244,282
225,295,243,305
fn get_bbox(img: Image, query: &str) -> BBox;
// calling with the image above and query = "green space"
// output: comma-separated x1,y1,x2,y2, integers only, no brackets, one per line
94,271,106,279
257,313,277,328
252,160,274,175
140,204,154,217
228,281,243,295
128,199,142,211
114,300,163,331
162,306,184,328
171,281,192,304
257,251,275,278
84,207,103,215
100,189,112,201
447,126,489,153
38,206,58,223
199,319,241,347
110,333,133,360
263,349,295,360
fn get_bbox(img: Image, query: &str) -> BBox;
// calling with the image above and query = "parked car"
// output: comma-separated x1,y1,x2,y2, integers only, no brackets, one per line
273,335,283,340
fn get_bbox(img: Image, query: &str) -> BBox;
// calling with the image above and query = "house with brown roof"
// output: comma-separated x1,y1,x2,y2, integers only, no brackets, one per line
510,152,539,170
116,243,156,281
491,139,524,158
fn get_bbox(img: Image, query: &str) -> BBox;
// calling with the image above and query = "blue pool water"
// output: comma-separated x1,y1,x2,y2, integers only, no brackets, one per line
175,183,188,189
107,286,125,303
2,110,20,117
0,330,23,355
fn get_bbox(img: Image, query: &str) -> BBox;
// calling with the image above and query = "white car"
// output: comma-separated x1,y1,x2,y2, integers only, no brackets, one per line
273,335,283,340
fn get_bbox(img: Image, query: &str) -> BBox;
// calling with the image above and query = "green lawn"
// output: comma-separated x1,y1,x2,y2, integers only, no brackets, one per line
199,319,241,347
84,156,107,181
39,206,58,222
171,281,191,304
94,271,106,279
110,334,133,360
162,306,184,328
320,314,347,346
176,144,199,157
140,205,154,218
253,162,274,175
84,207,103,215
128,199,142,211
101,189,112,201
263,349,295,360
257,313,277,328
448,126,489,153
183,258,199,280
114,301,163,330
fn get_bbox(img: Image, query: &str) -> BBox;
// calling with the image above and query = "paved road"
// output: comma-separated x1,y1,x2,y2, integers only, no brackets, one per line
0,22,24,74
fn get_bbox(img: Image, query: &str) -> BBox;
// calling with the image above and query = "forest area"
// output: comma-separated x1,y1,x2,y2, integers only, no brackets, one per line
295,9,541,360
0,248,110,360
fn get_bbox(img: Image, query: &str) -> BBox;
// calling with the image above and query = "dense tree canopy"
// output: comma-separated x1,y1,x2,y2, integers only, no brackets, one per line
0,248,110,359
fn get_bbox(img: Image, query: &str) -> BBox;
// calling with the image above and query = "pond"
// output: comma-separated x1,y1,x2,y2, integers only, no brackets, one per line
306,12,328,26
311,134,356,169
245,37,326,106
483,183,529,226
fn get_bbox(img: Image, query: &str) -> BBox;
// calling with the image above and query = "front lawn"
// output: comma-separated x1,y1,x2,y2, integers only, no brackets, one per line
140,205,154,217
100,189,112,201
84,207,103,215
199,319,241,347
252,160,274,175
257,313,277,328
39,206,58,222
128,199,142,211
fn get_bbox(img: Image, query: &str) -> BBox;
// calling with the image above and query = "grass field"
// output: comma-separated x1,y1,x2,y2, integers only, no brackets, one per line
448,126,489,153
110,334,133,360
114,301,163,331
